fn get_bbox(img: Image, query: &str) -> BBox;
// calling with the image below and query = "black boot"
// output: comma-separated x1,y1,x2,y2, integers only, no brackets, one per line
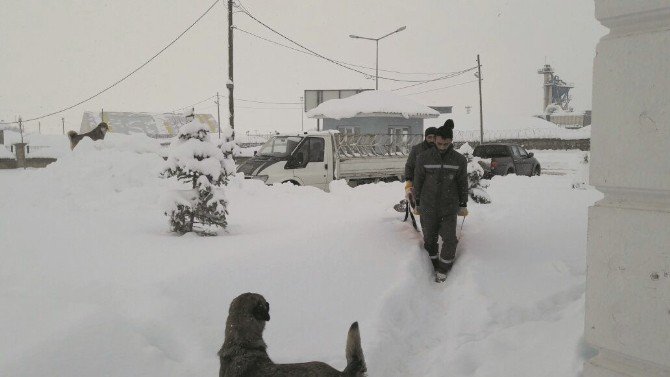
435,262,454,283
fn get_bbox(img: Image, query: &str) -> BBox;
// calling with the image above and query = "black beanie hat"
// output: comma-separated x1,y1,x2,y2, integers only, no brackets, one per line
425,127,438,136
437,119,454,138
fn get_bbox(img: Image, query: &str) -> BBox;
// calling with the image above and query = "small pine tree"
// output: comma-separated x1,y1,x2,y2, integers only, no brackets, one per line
457,143,492,204
162,121,233,235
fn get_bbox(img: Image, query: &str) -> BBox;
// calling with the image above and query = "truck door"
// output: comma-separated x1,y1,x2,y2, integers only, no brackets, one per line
292,137,328,190
510,145,523,175
510,145,530,175
517,146,533,176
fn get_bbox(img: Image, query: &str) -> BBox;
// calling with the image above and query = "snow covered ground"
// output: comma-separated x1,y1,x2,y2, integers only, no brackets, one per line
0,137,601,377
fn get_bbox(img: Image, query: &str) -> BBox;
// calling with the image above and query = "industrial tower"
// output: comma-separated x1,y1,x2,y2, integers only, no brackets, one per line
537,64,574,113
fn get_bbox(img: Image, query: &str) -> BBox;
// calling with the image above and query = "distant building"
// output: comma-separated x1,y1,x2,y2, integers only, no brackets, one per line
537,64,591,128
304,89,372,113
537,64,574,112
306,90,439,136
80,111,218,137
545,110,592,128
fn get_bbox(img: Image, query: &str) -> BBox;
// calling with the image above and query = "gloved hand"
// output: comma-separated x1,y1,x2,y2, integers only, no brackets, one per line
412,198,421,215
405,181,414,203
458,206,468,217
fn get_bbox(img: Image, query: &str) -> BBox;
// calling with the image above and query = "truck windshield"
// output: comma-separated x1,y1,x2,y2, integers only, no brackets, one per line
257,136,303,157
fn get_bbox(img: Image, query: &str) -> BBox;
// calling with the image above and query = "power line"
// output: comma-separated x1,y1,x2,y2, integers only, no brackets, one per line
391,67,478,92
236,105,302,110
0,0,220,125
172,94,217,113
236,5,474,84
235,97,301,105
402,80,479,96
235,26,458,77
170,92,301,113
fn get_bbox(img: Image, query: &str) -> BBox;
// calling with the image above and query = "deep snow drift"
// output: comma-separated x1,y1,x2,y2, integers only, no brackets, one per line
0,136,600,377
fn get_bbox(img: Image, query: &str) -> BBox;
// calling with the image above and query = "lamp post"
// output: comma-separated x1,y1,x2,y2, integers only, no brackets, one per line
349,26,406,90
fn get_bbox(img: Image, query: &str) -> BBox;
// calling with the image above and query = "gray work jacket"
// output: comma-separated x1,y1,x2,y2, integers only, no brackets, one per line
414,145,468,216
404,141,433,182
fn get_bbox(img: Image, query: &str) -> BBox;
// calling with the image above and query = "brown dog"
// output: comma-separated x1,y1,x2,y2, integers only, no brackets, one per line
67,122,109,150
218,293,366,377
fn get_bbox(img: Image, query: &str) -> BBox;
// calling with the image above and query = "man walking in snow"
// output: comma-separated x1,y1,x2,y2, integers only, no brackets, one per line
404,126,438,207
413,119,469,283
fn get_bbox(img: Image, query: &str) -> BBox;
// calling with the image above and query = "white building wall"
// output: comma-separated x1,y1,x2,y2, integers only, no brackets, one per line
585,1,670,376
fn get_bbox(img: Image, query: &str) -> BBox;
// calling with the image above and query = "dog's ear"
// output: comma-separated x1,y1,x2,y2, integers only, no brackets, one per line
252,300,270,322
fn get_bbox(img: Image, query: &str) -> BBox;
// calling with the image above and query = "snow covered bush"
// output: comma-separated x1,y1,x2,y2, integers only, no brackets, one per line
162,121,234,235
457,143,491,204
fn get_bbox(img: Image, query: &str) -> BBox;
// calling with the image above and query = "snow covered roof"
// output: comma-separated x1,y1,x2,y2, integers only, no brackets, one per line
306,90,439,120
425,112,591,141
80,111,218,136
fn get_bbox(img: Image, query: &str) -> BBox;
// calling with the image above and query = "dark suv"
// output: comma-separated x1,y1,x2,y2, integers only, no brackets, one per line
473,143,541,178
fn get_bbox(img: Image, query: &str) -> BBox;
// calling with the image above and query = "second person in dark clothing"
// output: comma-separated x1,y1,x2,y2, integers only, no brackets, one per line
414,119,469,283
404,127,438,207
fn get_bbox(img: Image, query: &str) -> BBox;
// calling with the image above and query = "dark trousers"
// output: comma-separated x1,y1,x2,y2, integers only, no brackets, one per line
420,214,458,273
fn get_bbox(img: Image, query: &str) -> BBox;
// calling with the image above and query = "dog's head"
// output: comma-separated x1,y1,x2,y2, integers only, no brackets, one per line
223,293,270,350
229,292,270,322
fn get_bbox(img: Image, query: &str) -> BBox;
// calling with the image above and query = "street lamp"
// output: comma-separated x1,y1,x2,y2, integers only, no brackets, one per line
349,26,406,90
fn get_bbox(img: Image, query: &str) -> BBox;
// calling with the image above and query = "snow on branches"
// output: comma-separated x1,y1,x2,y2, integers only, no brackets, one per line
162,121,234,235
457,143,491,204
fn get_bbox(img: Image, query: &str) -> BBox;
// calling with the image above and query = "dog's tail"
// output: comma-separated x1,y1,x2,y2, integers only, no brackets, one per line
343,322,366,376
67,130,79,150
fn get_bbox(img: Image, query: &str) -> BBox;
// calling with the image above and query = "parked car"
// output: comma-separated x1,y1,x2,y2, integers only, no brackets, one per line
472,143,541,178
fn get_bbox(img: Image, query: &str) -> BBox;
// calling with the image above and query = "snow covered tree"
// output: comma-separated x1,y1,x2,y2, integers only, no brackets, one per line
457,143,492,204
162,121,234,235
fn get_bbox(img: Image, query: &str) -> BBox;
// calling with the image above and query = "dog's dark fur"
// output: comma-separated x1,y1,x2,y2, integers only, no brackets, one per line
67,122,109,150
218,293,366,377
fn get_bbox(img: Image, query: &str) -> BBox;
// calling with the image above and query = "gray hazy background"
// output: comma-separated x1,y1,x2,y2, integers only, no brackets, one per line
0,0,607,134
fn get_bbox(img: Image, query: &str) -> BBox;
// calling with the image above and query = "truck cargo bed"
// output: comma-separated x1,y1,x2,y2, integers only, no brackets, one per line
338,156,406,180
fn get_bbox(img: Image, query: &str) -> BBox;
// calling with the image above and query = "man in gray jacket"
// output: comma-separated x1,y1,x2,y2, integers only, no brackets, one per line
404,127,437,207
414,119,469,283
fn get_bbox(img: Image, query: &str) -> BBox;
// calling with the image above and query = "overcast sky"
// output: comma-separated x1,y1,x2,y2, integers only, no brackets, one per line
0,0,607,134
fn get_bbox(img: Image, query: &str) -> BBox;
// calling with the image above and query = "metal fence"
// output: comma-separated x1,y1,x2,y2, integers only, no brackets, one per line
334,134,423,158
453,128,588,142
238,132,423,157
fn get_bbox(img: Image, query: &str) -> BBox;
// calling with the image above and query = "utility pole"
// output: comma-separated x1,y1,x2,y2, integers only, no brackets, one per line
300,96,304,131
477,54,484,144
39,121,41,134
227,0,235,139
375,40,379,90
216,92,221,139
62,118,65,135
18,117,24,144
349,26,405,91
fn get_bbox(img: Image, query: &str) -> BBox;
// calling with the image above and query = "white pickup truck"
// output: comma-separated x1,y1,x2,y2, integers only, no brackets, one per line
237,131,420,191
